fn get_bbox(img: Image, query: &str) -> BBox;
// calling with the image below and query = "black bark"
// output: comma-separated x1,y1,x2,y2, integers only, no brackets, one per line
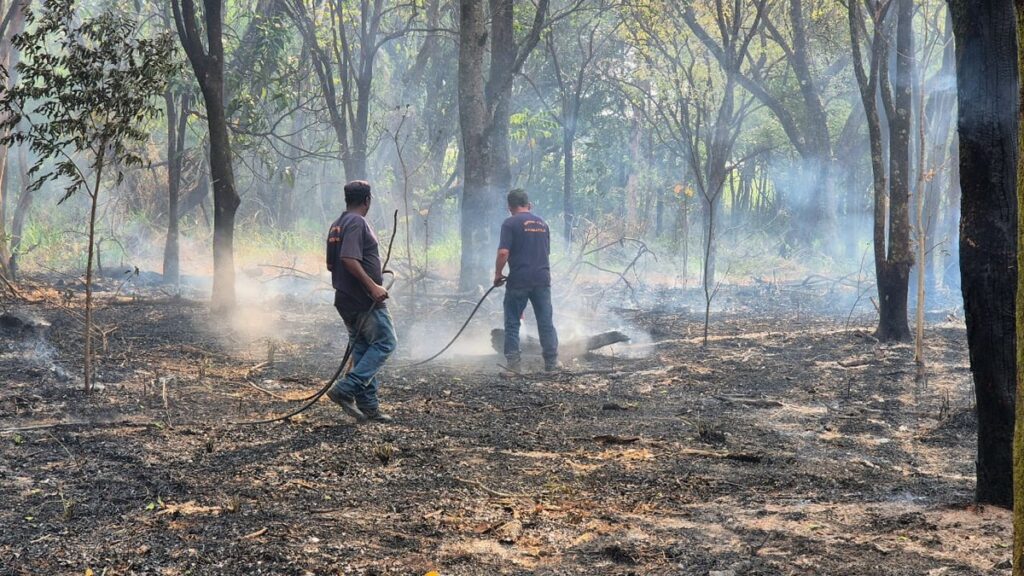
948,0,1018,507
172,0,241,310
876,0,914,341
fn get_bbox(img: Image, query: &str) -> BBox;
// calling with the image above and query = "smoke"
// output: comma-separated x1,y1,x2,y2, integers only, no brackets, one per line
0,313,78,387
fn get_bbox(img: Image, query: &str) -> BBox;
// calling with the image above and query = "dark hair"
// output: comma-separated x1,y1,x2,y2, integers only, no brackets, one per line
507,188,529,209
344,180,372,206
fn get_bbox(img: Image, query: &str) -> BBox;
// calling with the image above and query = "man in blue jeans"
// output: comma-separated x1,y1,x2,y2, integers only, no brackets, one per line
325,180,397,423
494,189,559,372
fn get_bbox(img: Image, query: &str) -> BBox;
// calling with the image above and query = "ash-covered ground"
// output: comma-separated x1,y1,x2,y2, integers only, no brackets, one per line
0,274,1004,575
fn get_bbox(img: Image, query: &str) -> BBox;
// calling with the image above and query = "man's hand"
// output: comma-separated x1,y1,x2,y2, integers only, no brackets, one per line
495,248,510,288
369,283,389,303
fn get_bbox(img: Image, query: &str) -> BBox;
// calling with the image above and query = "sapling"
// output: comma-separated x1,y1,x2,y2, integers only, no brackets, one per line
0,0,175,391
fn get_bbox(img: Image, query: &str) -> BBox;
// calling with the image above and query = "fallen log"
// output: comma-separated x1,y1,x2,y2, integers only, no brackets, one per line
490,328,629,358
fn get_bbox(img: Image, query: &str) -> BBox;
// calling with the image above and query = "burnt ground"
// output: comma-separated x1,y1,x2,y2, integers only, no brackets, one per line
0,277,1008,576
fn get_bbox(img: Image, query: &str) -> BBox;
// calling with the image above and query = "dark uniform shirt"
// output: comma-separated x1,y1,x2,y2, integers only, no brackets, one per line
498,211,551,288
326,211,385,318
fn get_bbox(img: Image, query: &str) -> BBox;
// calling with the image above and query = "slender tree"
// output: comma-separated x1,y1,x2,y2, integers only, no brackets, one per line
848,0,914,341
527,1,619,242
162,87,190,287
0,0,173,390
171,0,241,311
0,0,26,279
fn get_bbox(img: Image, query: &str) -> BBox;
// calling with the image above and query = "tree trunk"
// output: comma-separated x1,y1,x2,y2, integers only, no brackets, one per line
701,195,718,288
563,127,575,242
0,0,26,276
681,191,689,281
487,0,515,204
10,138,31,261
163,89,179,285
204,78,239,310
162,90,189,286
350,76,372,180
0,144,8,273
942,134,962,290
923,16,957,293
787,0,836,244
949,0,1017,508
278,105,304,230
876,0,914,342
1015,3,1024,568
457,0,490,292
174,0,241,310
454,0,547,289
84,156,104,393
178,144,210,218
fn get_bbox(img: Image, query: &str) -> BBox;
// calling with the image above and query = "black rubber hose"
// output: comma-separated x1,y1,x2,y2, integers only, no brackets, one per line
230,337,357,426
399,284,498,368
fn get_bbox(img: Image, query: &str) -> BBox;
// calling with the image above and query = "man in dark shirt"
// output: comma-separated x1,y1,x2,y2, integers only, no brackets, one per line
325,180,397,423
494,189,559,371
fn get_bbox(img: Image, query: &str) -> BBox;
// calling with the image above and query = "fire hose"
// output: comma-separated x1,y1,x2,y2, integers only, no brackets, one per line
233,212,498,425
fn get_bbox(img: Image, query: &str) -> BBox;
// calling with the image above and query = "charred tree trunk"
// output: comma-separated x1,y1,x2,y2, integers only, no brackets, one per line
849,0,911,341
1015,1,1024,566
203,76,240,310
876,0,914,342
163,89,179,285
173,0,241,310
949,0,1017,508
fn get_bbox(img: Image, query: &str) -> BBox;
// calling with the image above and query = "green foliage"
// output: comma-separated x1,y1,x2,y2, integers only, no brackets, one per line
0,0,176,202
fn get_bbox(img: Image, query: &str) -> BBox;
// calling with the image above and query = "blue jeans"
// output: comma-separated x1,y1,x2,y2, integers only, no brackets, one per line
332,307,397,411
503,286,558,364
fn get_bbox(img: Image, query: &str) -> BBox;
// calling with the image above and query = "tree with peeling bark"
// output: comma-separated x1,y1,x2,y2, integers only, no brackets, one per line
948,0,1018,508
172,0,241,311
0,0,174,391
